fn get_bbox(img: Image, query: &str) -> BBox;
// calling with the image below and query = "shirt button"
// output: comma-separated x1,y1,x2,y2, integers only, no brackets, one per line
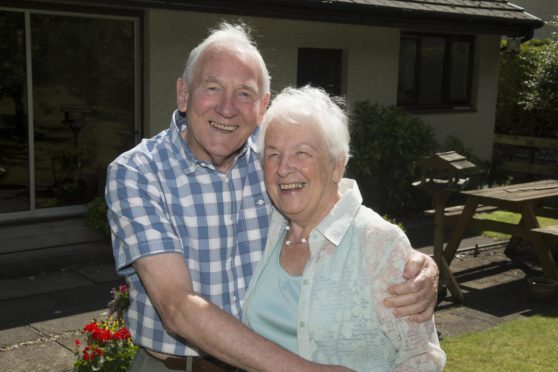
303,279,309,285
199,162,207,167
256,199,264,205
299,321,306,328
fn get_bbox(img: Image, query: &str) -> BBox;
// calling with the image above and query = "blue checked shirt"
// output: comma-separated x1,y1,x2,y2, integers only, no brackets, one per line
105,110,272,356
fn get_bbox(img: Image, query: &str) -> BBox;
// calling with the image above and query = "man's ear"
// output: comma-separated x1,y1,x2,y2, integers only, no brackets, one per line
176,78,189,112
257,93,271,126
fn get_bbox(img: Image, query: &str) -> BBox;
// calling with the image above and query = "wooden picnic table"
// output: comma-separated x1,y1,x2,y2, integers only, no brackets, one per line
443,179,558,289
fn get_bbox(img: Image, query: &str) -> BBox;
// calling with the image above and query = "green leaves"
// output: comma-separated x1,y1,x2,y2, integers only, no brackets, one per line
347,102,437,214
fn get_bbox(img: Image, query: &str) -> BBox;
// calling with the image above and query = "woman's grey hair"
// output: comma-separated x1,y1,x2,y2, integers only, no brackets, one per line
258,85,351,168
183,21,271,96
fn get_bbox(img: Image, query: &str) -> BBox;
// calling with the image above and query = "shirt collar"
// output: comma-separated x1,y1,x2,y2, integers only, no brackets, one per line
170,109,257,174
315,178,363,246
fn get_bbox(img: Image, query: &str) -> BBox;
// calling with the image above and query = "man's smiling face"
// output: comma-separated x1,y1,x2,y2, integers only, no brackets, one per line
179,46,270,172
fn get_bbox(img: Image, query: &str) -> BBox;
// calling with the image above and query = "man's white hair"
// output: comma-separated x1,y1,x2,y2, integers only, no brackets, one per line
183,21,271,96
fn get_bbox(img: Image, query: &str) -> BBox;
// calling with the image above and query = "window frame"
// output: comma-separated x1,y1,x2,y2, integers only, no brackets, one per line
397,32,475,111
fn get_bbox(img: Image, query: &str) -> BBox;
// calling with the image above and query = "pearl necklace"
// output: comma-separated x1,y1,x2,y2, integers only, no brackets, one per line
284,225,309,246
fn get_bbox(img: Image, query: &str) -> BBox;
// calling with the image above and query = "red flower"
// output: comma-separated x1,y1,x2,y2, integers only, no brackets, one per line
75,339,81,346
114,327,132,340
83,346,92,361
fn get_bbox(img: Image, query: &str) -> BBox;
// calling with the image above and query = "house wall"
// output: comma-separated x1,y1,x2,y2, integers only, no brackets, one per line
144,9,499,160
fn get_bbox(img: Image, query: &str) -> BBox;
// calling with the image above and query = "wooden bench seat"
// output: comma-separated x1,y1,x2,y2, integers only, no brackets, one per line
531,225,558,240
424,204,499,218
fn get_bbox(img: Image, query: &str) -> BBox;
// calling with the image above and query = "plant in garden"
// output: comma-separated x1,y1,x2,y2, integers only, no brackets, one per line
108,284,131,320
518,17,558,114
497,17,558,136
74,284,137,371
347,101,437,215
85,196,111,237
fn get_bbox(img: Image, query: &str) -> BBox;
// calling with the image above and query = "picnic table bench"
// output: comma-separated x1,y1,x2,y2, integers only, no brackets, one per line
444,180,558,285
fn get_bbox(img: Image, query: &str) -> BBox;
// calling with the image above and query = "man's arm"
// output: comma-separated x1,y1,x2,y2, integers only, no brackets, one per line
383,250,439,322
134,253,351,372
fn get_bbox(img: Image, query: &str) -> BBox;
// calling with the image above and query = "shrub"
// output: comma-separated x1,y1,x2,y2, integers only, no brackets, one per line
496,18,558,137
85,196,110,237
347,101,437,215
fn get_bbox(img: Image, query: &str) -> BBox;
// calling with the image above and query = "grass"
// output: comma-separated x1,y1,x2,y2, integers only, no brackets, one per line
475,211,558,240
441,312,558,371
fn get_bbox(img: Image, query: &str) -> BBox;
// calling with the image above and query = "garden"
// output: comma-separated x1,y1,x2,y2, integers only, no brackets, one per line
74,19,558,372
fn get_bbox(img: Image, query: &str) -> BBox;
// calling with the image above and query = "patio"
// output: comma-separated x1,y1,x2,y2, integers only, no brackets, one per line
0,216,556,371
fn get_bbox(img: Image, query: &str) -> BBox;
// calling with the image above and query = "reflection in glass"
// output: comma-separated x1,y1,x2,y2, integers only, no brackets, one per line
31,14,135,209
419,37,444,105
397,37,418,105
0,11,29,213
449,41,471,102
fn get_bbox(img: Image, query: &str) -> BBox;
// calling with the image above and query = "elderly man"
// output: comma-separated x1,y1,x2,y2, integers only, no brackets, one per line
106,22,439,372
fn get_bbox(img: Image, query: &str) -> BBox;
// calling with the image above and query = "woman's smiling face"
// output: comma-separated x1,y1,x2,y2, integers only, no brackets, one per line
263,118,343,227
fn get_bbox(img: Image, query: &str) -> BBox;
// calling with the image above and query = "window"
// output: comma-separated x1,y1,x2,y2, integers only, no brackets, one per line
0,9,139,218
297,48,342,96
397,33,474,109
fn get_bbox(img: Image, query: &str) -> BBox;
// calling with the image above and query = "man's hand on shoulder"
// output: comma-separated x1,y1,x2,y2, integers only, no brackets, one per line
383,250,439,322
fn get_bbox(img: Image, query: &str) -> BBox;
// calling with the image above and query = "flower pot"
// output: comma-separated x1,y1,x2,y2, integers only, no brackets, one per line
526,277,558,302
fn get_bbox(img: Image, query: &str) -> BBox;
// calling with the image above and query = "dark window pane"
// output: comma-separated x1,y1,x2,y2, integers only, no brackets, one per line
418,37,445,105
297,48,342,96
397,33,473,109
0,11,29,213
31,14,136,209
449,40,472,102
397,37,418,105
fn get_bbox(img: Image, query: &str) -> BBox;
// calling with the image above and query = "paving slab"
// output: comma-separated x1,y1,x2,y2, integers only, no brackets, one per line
0,339,74,372
70,263,120,283
0,294,68,325
0,321,41,348
435,307,499,339
0,270,93,301
31,309,108,336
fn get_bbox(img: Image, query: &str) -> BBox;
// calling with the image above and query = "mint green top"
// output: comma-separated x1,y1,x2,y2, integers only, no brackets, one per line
244,232,301,354
242,179,445,371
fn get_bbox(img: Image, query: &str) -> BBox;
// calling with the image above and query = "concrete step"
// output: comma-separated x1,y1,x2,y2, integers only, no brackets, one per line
0,217,103,254
0,217,113,278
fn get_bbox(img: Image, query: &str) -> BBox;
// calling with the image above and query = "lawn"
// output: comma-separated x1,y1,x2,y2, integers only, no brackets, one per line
475,211,558,240
441,312,558,371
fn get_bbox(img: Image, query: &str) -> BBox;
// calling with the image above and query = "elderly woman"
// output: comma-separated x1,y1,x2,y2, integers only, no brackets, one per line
243,86,445,371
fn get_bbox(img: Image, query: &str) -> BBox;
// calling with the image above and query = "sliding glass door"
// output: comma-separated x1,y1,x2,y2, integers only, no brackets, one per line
0,11,28,214
0,9,139,218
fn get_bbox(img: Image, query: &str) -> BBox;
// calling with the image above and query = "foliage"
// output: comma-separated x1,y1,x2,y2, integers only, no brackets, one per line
382,215,406,232
518,40,558,113
74,285,137,371
347,101,437,215
85,196,110,237
441,312,558,371
108,284,131,320
497,18,558,136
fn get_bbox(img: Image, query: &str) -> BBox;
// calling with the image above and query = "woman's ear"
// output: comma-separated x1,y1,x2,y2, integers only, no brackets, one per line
176,78,189,112
332,158,346,184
